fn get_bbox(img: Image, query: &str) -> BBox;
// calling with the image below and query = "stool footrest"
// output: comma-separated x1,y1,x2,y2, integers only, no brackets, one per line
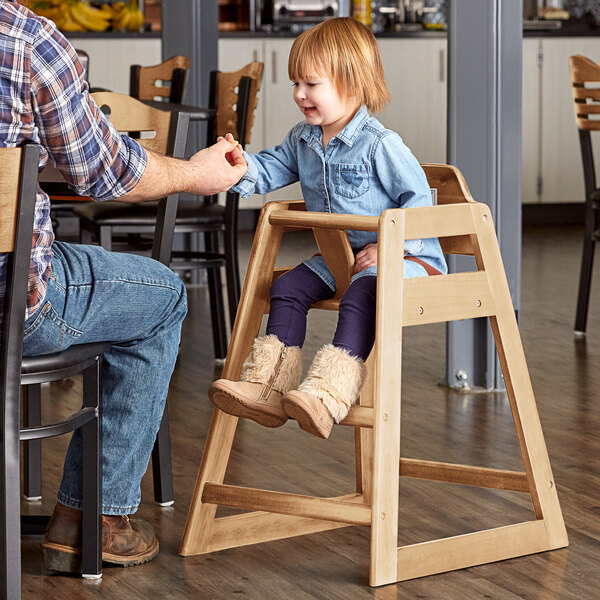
192,509,353,555
395,520,550,583
202,484,371,526
399,458,530,492
340,405,374,428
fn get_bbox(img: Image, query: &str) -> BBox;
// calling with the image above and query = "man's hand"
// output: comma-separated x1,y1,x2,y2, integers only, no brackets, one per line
118,139,247,202
354,242,378,273
187,138,247,195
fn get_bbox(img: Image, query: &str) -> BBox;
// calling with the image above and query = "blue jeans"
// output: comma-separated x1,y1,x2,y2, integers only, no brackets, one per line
22,241,187,515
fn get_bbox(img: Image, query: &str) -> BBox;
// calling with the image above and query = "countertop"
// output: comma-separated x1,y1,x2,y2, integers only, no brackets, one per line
220,17,600,39
60,17,600,40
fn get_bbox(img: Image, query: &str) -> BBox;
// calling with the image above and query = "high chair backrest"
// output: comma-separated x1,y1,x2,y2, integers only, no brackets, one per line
274,163,478,305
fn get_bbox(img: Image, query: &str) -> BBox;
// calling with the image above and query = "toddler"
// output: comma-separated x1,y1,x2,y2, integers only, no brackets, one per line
209,17,447,438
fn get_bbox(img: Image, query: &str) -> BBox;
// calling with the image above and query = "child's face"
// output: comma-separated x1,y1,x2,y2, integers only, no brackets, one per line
292,74,357,137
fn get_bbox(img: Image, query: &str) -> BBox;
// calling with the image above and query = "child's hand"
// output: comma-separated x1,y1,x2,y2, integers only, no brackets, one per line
354,243,378,273
217,133,243,166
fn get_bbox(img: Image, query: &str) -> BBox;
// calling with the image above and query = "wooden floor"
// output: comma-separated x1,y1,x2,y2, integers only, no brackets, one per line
20,224,600,599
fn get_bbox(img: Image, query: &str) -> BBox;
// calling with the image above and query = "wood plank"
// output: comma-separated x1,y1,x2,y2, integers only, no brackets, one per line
402,271,494,326
202,484,371,526
394,520,551,583
440,234,476,256
402,203,478,240
399,458,530,493
369,211,405,586
269,210,380,232
0,148,22,252
205,511,354,554
339,405,374,428
313,228,354,300
355,353,376,502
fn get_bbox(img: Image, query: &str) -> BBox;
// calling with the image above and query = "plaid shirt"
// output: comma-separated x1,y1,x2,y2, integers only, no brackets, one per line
0,0,147,324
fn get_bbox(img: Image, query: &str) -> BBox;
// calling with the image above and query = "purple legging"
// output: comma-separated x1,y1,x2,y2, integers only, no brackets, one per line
266,263,377,361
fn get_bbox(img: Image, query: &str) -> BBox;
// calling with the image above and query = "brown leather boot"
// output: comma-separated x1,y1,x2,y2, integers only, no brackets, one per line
42,503,159,573
209,335,302,428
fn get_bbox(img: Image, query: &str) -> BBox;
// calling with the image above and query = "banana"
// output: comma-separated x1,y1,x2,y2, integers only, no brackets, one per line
69,0,110,32
125,7,144,31
31,3,61,21
112,5,132,31
95,3,113,19
58,5,86,31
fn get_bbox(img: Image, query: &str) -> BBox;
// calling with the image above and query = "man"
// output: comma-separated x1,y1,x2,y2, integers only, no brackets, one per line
0,0,246,571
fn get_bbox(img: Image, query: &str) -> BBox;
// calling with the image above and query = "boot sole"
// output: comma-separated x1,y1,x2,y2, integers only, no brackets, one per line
281,393,332,439
210,388,287,428
42,538,159,572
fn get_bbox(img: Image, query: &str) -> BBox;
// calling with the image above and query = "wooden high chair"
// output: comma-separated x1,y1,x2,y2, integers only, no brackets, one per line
180,164,568,586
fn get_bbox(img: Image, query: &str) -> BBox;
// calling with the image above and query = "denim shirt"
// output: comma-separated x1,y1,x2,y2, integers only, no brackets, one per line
233,105,447,290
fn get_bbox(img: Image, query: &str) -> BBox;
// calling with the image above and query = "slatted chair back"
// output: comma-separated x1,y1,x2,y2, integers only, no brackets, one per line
211,61,264,146
92,91,179,155
90,91,190,265
570,54,600,131
130,55,190,104
568,55,600,334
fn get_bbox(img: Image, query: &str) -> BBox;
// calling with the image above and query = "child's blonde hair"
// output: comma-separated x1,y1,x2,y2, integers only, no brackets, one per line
288,17,391,113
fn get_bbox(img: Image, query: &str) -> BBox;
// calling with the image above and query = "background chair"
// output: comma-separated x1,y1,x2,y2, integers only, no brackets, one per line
1,144,102,596
569,54,600,336
130,55,191,104
73,61,264,361
24,94,190,508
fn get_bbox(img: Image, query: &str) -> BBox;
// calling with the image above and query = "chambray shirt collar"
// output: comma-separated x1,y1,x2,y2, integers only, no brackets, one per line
299,105,370,148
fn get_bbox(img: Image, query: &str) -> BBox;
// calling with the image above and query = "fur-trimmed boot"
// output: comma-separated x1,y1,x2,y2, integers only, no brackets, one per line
281,344,367,439
209,335,302,428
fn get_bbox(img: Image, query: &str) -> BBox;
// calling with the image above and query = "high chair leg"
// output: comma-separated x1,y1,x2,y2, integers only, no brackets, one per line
473,204,567,547
180,203,284,554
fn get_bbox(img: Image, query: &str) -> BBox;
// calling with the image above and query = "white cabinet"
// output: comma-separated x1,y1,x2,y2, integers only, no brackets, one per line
522,37,600,204
377,38,447,164
261,38,304,201
70,37,161,94
522,38,541,205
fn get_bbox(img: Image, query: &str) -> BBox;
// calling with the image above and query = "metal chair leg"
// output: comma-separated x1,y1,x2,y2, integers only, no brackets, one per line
22,384,42,500
574,196,597,335
81,358,102,579
205,231,228,360
151,406,174,506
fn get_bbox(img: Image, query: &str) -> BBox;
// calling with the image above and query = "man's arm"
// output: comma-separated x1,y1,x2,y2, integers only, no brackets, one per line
118,139,247,203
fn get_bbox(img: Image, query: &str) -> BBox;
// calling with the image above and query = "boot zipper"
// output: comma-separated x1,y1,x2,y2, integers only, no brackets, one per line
257,346,286,403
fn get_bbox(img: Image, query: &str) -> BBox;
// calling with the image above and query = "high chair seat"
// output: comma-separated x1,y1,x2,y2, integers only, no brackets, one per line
180,164,568,586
